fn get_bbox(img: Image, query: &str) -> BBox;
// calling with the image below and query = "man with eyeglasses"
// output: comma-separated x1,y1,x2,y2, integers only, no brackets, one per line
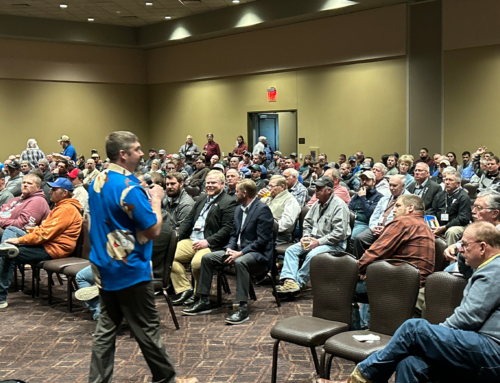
407,162,444,215
433,170,472,246
444,190,500,278
327,221,500,383
283,168,308,207
184,156,210,188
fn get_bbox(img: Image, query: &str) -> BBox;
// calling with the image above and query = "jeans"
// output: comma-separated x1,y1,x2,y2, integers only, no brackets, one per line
280,241,345,288
0,226,52,302
352,221,369,240
358,318,500,383
76,265,100,320
351,280,370,330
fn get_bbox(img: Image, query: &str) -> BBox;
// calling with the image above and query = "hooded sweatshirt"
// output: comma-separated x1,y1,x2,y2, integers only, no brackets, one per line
0,189,50,230
17,197,82,258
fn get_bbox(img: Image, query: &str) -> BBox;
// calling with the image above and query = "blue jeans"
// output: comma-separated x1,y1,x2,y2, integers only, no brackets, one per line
358,318,500,383
352,221,369,240
76,265,100,320
0,226,52,302
280,241,345,288
352,280,370,330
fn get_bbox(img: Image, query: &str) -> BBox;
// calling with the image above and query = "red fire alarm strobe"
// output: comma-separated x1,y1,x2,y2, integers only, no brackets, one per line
267,87,277,102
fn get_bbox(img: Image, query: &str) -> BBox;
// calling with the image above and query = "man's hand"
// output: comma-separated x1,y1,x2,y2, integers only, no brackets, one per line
372,226,384,236
444,244,458,262
303,238,319,251
474,146,486,158
432,226,447,235
224,249,243,264
5,238,20,245
257,188,269,200
149,184,165,200
358,186,366,197
192,240,209,251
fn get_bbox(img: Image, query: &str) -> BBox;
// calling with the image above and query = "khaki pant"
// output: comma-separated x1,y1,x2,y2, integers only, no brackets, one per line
445,226,465,247
170,239,211,294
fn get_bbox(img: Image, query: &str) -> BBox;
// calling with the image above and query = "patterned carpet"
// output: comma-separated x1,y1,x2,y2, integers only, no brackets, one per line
0,269,357,383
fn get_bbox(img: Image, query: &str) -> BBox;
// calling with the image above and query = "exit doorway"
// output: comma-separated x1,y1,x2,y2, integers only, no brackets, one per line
247,110,297,157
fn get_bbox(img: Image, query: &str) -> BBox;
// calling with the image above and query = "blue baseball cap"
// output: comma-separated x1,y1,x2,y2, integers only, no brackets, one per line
48,178,74,192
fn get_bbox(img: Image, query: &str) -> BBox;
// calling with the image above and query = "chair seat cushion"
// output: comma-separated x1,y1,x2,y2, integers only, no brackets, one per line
271,316,348,347
276,243,293,256
42,258,89,273
323,330,392,363
62,262,91,278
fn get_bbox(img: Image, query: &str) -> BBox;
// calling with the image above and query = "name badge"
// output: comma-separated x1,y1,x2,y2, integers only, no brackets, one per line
194,221,203,230
311,227,318,236
441,213,449,222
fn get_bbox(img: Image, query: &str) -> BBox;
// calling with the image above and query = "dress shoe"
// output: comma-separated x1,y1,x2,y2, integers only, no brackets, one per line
182,295,195,306
172,289,193,306
182,298,211,316
225,305,249,325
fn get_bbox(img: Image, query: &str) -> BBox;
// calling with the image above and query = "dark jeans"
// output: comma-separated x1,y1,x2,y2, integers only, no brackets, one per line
197,250,267,302
89,281,176,383
353,228,377,259
0,226,52,302
358,318,500,383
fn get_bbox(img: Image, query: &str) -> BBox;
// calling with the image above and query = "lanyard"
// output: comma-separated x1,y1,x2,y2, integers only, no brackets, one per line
445,188,461,212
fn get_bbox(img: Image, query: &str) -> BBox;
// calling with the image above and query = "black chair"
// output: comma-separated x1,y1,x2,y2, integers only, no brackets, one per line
322,260,421,379
348,190,356,197
463,183,478,200
308,187,315,197
184,186,201,199
425,272,467,325
270,253,358,383
434,237,448,272
303,180,310,188
152,230,180,330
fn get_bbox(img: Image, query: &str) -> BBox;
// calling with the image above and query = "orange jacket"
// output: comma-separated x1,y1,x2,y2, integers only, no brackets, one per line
17,198,82,259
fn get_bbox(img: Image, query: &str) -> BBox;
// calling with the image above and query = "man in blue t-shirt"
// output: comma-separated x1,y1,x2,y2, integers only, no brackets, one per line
87,131,195,383
54,134,77,162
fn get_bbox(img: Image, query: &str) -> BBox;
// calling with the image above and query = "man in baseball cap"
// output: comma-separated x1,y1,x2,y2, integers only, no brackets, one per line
5,161,22,197
54,134,77,163
250,164,266,191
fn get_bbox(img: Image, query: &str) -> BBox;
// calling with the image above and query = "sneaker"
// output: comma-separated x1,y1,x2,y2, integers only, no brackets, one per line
0,302,8,309
0,243,19,258
75,286,99,301
276,279,301,295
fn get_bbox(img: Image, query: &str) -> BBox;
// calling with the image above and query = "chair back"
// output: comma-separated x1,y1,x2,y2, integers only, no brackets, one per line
297,206,310,239
311,252,358,325
185,186,201,198
367,260,420,335
81,219,91,260
308,187,315,197
348,190,355,197
434,237,448,272
303,180,310,188
425,272,467,325
349,211,356,232
70,218,88,259
162,230,179,288
463,183,478,199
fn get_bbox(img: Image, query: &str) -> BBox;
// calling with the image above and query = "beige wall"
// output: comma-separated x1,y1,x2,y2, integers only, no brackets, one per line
149,58,407,161
444,45,500,154
276,111,297,157
0,80,149,159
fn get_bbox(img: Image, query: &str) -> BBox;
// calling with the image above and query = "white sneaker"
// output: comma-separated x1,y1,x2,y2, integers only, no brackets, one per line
75,286,99,301
0,243,19,258
0,302,8,309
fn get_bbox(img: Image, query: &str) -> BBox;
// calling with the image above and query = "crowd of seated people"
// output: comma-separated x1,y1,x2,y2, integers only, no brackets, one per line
0,134,500,381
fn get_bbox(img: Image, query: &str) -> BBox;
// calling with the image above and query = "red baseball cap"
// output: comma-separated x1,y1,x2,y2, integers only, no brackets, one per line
67,169,79,179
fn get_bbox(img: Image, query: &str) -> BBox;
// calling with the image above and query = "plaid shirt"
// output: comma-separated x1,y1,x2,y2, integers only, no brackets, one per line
21,149,45,169
358,214,435,287
289,180,308,207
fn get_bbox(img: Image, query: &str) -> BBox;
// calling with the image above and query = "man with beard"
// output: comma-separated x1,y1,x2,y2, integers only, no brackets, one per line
144,148,157,171
5,161,23,197
183,179,273,325
82,159,100,186
414,147,435,173
170,171,237,306
185,157,210,188
340,162,360,191
386,154,399,176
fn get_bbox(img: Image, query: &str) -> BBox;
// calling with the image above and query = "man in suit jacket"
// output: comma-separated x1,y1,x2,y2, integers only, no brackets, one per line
170,170,238,306
182,179,274,325
407,162,444,216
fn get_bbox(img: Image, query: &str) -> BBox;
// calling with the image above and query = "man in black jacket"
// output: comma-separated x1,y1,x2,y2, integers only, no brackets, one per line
171,170,238,305
182,179,274,324
407,163,444,215
433,170,472,246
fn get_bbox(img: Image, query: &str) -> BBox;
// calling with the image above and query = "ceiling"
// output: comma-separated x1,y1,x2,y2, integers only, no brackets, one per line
0,0,257,27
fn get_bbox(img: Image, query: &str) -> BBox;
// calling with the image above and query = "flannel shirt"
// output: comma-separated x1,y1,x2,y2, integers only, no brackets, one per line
289,180,308,207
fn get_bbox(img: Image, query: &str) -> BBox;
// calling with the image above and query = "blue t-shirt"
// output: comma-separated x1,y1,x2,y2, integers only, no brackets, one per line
88,165,157,291
63,144,77,162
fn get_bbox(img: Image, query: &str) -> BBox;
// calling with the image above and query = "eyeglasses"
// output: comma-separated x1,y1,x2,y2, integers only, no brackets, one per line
471,205,497,212
459,241,482,251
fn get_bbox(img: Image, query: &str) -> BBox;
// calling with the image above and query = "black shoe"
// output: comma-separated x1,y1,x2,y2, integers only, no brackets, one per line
225,305,249,325
182,298,211,316
172,289,193,306
182,295,195,306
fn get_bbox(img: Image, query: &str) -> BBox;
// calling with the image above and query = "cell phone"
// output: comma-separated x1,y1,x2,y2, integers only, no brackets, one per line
222,253,230,262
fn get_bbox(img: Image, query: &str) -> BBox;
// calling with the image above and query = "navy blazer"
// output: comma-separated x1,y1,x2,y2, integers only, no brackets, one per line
226,199,275,271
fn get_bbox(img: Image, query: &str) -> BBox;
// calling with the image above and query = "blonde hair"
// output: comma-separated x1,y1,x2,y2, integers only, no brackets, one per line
398,155,414,168
206,170,225,183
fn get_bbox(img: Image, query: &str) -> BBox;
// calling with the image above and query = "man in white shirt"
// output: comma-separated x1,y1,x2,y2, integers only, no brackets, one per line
253,136,266,155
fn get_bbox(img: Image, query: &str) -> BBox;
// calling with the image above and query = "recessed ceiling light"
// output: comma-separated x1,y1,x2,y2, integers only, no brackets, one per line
116,10,121,14
88,17,94,22
59,4,68,8
232,0,240,3
164,16,171,19
145,2,153,5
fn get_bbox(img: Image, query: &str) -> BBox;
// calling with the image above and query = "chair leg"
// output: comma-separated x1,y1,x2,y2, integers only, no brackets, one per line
269,272,281,307
271,339,280,383
31,266,36,299
324,353,334,380
47,271,53,305
163,289,180,330
217,272,223,307
13,266,18,291
310,346,321,375
19,264,25,291
249,282,257,301
36,267,41,297
67,277,74,313
56,273,64,285
221,272,231,294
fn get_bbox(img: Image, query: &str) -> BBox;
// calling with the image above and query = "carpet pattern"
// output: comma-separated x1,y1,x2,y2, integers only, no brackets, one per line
0,269,357,383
